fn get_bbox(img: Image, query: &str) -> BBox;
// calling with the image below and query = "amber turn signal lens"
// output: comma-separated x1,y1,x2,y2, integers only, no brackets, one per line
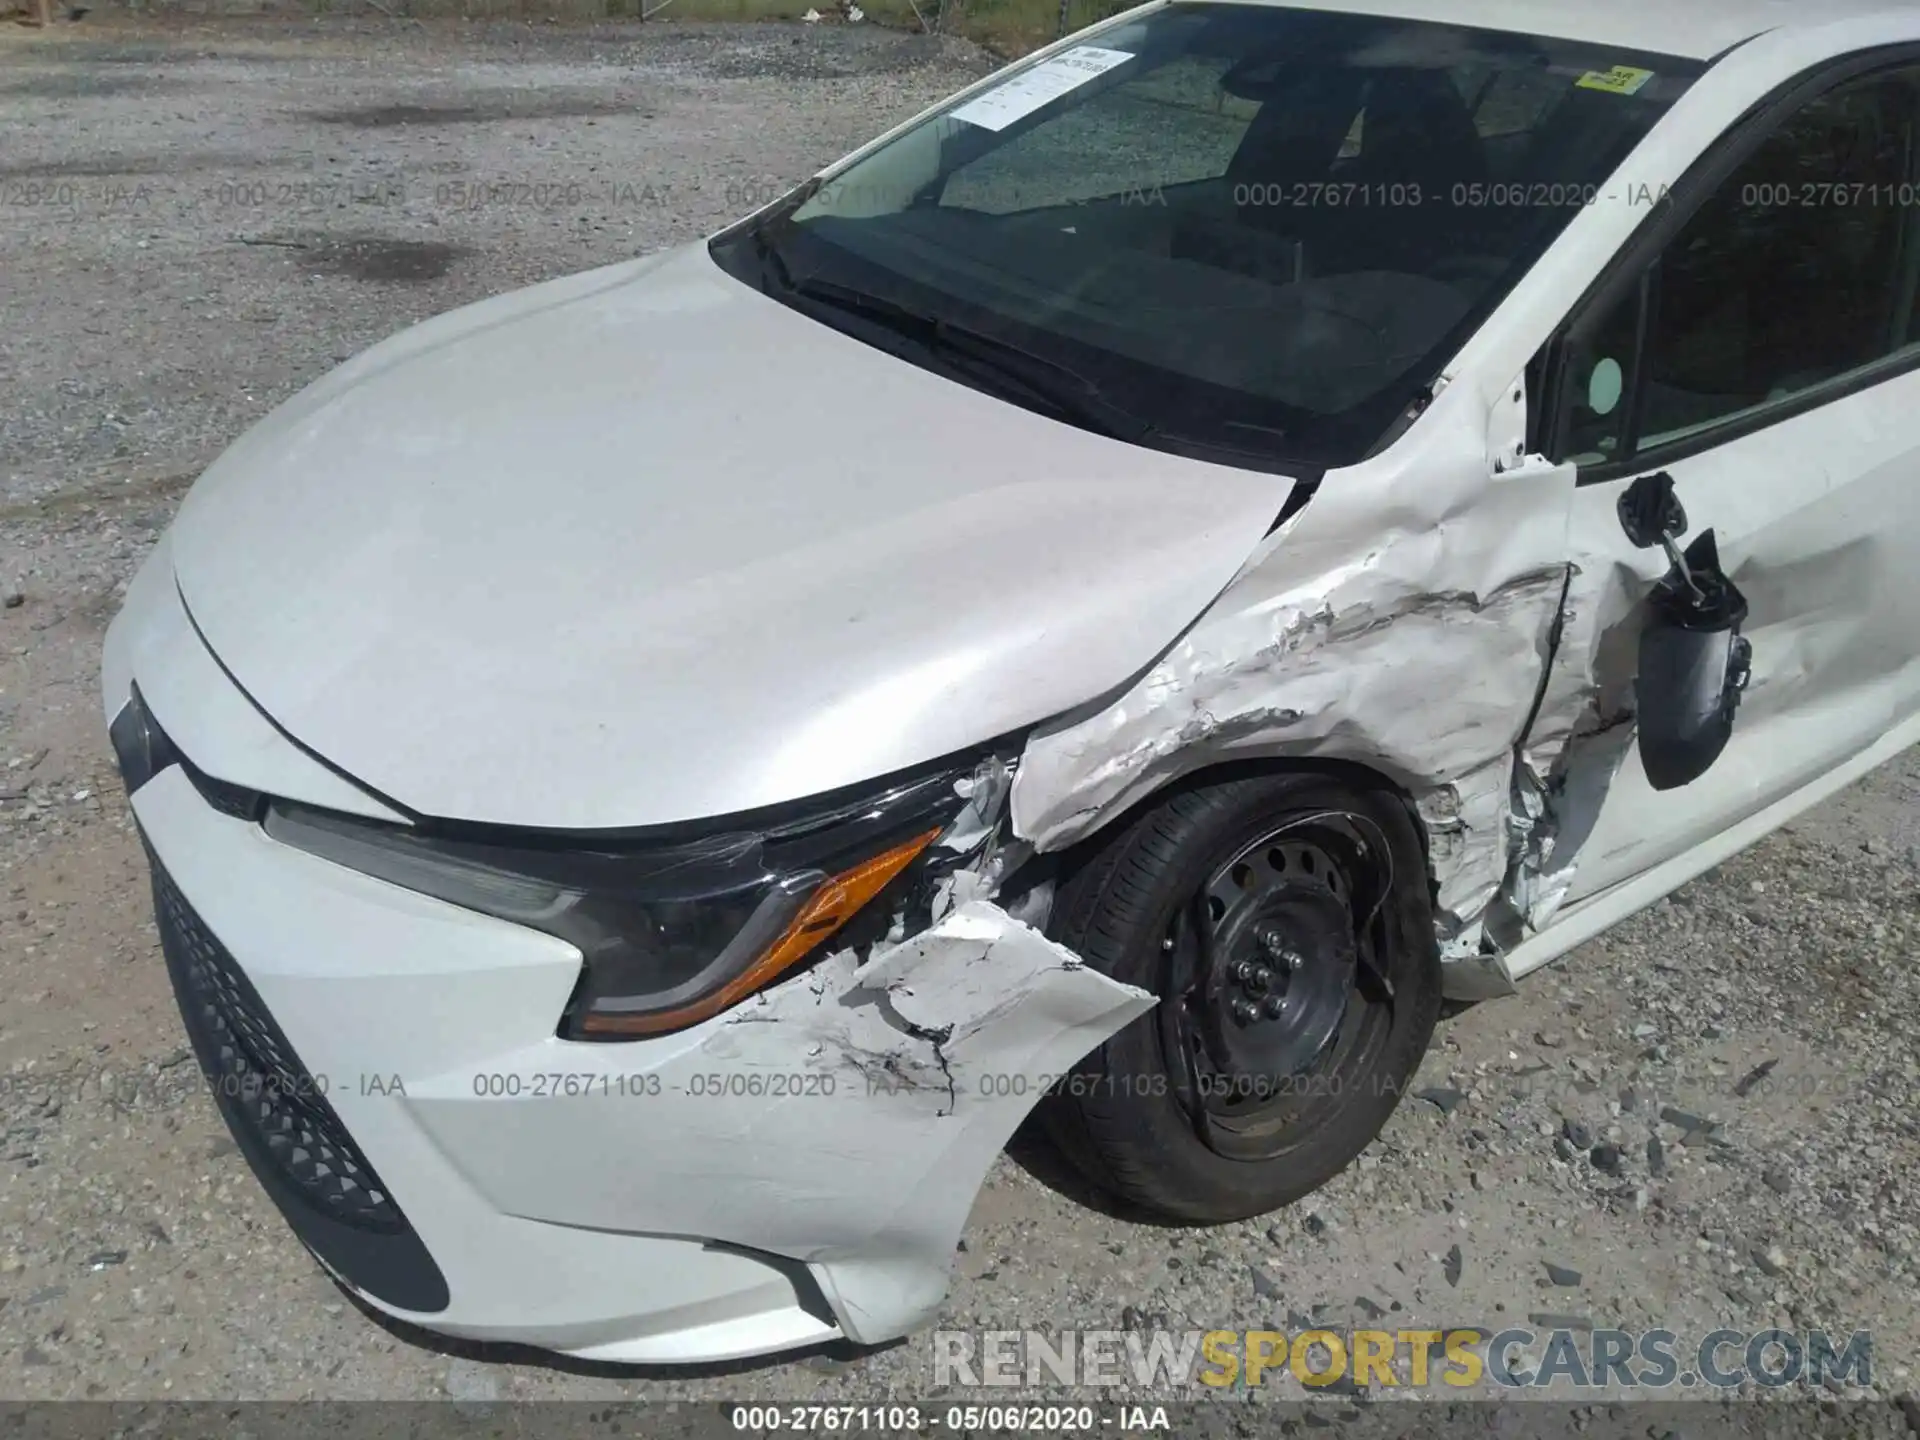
579,827,941,1038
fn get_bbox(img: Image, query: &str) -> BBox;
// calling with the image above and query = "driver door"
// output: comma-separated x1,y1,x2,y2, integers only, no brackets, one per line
1516,49,1920,926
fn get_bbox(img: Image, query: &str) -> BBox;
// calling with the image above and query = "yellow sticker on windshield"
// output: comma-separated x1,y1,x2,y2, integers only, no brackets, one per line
1577,65,1656,95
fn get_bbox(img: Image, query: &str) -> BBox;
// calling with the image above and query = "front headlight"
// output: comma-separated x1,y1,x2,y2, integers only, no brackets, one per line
263,764,989,1040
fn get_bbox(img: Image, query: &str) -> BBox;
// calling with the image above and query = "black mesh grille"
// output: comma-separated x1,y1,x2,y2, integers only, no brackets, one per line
151,857,403,1232
142,848,449,1312
123,695,448,1309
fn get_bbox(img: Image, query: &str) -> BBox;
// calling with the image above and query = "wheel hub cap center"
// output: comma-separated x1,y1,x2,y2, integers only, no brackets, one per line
1192,841,1359,1088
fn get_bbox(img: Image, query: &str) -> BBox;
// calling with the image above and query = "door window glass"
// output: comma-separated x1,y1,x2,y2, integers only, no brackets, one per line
1564,70,1919,465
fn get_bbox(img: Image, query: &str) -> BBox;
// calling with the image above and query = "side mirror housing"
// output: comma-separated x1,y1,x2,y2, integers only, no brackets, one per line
1614,473,1753,791
1634,529,1753,791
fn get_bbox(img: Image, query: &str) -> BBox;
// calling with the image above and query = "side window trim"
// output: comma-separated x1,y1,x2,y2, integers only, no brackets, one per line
1616,263,1658,460
1891,157,1920,349
1542,42,1920,485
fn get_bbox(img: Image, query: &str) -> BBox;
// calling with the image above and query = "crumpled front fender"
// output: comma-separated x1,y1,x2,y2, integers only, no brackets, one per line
1006,373,1581,982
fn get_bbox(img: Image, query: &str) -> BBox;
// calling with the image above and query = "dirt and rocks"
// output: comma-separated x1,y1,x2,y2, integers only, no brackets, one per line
1,13,1916,1419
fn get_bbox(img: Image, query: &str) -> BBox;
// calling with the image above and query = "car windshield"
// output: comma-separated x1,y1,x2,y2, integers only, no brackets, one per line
709,4,1703,475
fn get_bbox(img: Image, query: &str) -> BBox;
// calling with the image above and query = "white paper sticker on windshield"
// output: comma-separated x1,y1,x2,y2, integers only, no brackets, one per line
949,46,1134,132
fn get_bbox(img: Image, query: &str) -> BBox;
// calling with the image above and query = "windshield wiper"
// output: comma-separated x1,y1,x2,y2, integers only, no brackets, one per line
782,275,1150,444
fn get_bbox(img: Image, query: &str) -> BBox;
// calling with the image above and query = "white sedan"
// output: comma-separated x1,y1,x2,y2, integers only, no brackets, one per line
104,0,1920,1364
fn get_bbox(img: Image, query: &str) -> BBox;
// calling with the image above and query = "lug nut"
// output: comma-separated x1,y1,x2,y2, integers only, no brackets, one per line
1251,965,1274,989
1263,994,1286,1019
1230,999,1260,1024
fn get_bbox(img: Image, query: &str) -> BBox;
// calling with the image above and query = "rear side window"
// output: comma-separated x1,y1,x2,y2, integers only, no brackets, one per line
1563,68,1920,465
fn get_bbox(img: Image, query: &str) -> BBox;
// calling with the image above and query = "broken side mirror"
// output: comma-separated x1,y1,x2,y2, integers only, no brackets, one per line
1618,473,1754,792
1616,469,1687,549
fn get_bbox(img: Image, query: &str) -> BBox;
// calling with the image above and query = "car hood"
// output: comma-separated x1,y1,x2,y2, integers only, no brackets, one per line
171,243,1293,830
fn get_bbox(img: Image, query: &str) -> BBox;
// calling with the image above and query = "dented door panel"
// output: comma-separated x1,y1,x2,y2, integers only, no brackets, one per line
1522,373,1920,919
1007,357,1920,980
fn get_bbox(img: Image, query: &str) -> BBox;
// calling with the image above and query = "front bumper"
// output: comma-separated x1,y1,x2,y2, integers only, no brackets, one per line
108,563,1153,1364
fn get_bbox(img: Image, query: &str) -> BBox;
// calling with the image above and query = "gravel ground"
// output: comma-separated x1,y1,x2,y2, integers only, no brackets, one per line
2,15,1918,1420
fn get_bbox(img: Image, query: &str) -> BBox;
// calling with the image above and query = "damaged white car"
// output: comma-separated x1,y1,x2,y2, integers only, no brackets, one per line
105,0,1920,1364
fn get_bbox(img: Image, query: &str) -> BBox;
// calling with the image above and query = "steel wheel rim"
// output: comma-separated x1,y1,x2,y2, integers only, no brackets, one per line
1157,810,1395,1160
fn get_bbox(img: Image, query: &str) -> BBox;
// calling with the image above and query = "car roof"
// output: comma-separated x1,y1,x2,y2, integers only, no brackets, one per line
1197,0,1920,61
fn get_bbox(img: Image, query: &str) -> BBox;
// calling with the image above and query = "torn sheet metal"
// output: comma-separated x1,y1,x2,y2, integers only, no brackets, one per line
929,754,1040,924
937,755,1014,855
408,900,1153,1346
1008,375,1581,971
1506,378,1912,929
1497,559,1646,935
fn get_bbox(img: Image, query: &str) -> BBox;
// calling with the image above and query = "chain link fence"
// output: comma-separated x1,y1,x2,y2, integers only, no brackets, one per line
83,0,1131,50
899,0,1132,46
785,0,1131,49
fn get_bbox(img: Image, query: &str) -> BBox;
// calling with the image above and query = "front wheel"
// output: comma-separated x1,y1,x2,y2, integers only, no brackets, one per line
1039,770,1440,1223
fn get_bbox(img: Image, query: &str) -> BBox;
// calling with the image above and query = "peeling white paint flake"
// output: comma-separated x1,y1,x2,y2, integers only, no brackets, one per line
781,906,1121,1100
929,755,1034,924
1008,379,1585,986
855,901,1151,1106
937,755,1013,855
1415,754,1517,934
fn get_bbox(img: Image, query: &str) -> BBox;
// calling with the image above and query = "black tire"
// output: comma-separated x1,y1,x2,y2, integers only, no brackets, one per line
1038,768,1440,1223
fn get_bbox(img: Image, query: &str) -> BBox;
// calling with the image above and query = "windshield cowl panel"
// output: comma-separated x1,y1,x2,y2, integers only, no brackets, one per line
711,3,1702,472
